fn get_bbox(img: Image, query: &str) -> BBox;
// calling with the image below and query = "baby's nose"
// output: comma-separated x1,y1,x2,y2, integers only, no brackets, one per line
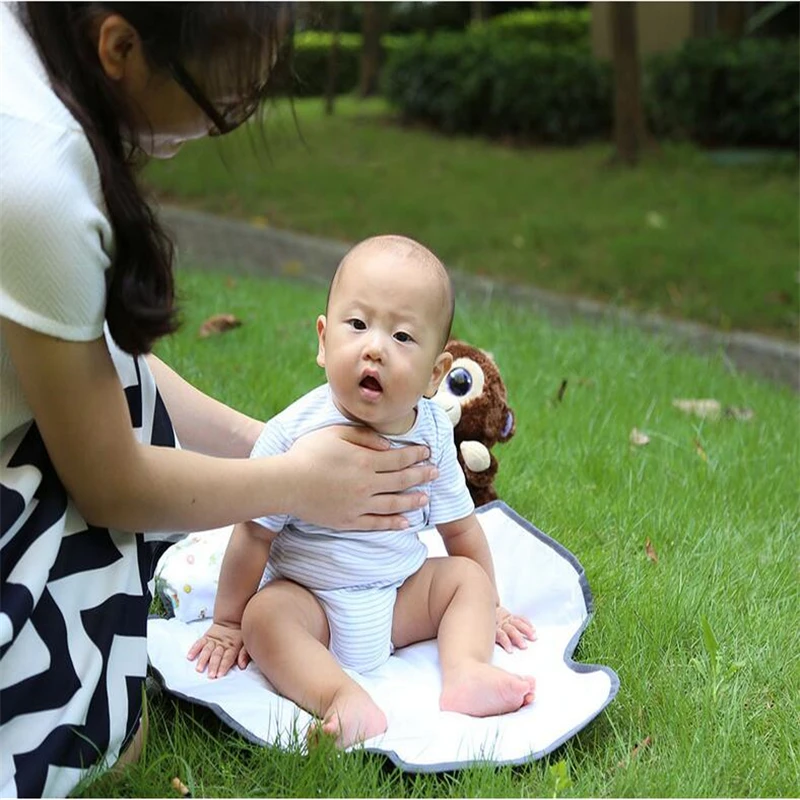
363,332,385,360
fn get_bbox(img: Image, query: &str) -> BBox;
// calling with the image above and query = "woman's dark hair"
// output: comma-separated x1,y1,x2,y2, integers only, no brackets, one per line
20,2,288,354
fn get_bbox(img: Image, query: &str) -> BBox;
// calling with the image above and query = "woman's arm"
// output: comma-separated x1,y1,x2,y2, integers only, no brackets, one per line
3,320,436,533
145,354,263,458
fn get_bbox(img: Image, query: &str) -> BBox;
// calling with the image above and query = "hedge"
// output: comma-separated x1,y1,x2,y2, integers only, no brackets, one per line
473,8,591,49
645,36,799,148
288,31,361,97
288,29,798,149
288,31,410,97
383,34,612,143
383,33,799,148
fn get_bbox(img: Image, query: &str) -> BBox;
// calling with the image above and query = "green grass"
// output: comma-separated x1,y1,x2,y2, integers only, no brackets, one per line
143,97,799,338
75,269,799,798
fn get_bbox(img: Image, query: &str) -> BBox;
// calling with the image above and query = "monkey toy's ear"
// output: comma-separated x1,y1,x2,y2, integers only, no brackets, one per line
498,408,515,443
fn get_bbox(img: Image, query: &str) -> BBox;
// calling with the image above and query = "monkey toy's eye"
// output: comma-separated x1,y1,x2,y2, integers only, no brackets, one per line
447,367,473,396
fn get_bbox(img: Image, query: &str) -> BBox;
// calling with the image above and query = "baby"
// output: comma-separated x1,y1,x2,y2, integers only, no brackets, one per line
188,235,535,748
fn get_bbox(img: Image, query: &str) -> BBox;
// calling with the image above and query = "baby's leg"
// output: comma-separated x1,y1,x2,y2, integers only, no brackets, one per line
392,557,535,716
241,579,387,748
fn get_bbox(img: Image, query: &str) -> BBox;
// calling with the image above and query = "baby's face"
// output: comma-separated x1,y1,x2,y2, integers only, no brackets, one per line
317,249,452,435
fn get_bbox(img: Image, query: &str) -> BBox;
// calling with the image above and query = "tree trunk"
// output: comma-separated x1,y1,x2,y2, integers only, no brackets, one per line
717,2,748,37
359,1,384,98
610,2,647,166
324,2,343,115
471,1,486,25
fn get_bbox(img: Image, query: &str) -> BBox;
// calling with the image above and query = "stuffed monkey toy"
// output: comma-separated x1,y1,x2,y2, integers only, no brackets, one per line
431,340,516,507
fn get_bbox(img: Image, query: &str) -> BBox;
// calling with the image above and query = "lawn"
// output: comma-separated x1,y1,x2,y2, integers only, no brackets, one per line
143,97,799,338
76,269,799,798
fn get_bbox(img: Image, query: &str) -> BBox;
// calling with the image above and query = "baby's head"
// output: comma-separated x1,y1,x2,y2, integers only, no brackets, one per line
316,235,455,434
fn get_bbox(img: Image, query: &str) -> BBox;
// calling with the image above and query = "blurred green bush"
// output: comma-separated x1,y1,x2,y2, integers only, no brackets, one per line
383,33,798,147
383,33,610,143
288,27,798,148
645,36,799,148
473,7,591,48
288,31,360,97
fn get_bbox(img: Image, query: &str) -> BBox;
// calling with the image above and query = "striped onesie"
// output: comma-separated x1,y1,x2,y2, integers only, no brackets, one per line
252,383,475,673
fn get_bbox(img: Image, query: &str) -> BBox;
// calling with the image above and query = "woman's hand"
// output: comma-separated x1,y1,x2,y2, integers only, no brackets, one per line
283,425,438,531
187,621,250,679
495,606,536,652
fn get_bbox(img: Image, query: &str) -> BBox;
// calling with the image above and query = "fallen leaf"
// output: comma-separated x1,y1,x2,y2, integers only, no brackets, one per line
672,398,722,420
764,290,792,306
225,276,237,289
618,735,653,768
667,282,683,305
198,314,242,338
725,406,755,422
249,215,269,228
170,777,190,797
645,538,659,563
630,427,650,446
281,259,305,277
693,438,708,462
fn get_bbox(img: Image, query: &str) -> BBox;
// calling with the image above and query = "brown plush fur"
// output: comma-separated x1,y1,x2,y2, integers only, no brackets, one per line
438,340,516,507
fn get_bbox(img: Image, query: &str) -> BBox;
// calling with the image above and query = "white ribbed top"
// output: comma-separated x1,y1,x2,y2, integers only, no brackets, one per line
252,383,475,591
0,2,113,438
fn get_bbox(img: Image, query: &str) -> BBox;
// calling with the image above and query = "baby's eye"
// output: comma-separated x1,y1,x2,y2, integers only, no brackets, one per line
347,318,366,331
394,331,414,343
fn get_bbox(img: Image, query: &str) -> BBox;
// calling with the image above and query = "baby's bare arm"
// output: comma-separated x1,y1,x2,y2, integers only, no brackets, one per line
437,513,500,603
187,520,276,677
436,514,535,651
214,520,275,624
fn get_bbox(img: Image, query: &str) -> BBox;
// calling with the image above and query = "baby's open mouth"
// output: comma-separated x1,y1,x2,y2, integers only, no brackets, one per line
359,375,383,394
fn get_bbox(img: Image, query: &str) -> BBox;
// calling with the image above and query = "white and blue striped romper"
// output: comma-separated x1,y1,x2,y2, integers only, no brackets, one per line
252,384,475,673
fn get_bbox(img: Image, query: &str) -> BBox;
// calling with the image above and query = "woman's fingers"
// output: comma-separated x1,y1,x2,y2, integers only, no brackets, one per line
331,426,433,472
334,425,392,451
372,443,432,473
373,462,438,494
286,426,440,530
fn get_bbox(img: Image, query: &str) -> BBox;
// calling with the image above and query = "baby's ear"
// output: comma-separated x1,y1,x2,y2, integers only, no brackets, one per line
315,315,327,368
424,351,453,398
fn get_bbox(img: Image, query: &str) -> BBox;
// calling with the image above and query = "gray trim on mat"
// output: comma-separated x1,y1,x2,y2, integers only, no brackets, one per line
148,500,620,772
357,500,621,772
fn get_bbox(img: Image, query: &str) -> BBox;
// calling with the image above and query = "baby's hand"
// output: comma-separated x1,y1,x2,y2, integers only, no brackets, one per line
187,621,250,679
495,606,536,652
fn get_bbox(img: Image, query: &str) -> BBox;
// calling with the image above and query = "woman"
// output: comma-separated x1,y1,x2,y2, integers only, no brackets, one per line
0,3,435,796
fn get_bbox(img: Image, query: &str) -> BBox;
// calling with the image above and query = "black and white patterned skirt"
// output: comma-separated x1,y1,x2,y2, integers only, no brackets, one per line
0,333,184,797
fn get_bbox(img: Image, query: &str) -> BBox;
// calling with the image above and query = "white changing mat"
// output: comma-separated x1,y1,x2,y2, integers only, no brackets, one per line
147,501,619,771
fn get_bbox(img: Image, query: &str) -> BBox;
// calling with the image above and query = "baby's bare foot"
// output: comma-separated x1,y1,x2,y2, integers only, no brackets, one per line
308,685,387,750
440,662,535,717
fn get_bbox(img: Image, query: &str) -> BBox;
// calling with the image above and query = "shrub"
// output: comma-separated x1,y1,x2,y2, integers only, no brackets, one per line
646,36,799,148
289,31,362,96
475,7,591,49
289,32,412,97
384,31,798,148
383,34,611,144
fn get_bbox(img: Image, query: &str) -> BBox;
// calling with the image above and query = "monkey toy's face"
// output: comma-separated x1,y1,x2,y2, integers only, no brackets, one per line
431,343,515,446
431,355,488,427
